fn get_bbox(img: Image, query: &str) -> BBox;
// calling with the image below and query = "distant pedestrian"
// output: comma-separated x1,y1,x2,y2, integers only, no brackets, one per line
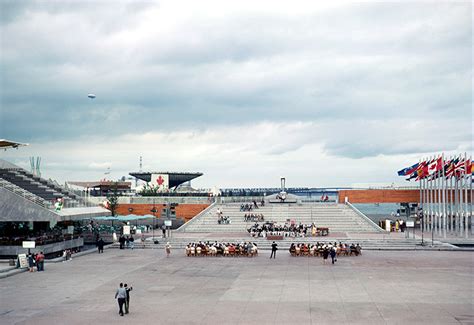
270,241,278,259
35,251,45,271
115,283,127,316
165,242,171,257
129,236,134,250
124,283,133,314
330,247,337,264
97,238,105,253
162,225,166,238
322,248,329,264
28,253,35,272
119,235,125,249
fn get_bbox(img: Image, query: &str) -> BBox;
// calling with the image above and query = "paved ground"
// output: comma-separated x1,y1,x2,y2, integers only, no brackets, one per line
0,248,473,325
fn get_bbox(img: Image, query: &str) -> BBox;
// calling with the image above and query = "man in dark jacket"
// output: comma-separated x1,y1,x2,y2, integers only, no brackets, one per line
270,241,278,259
124,283,133,314
97,238,105,253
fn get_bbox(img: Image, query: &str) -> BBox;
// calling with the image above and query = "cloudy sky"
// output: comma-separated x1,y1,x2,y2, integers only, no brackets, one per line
0,0,472,188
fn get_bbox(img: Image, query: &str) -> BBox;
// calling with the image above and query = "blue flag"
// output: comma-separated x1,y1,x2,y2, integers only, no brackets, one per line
397,163,419,176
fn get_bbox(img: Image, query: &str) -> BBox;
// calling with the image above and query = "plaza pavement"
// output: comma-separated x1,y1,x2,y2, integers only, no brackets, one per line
0,248,473,325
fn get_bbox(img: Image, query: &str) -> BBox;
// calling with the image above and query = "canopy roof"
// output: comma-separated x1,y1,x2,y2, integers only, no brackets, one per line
0,139,28,150
129,171,203,188
68,181,131,190
93,214,156,221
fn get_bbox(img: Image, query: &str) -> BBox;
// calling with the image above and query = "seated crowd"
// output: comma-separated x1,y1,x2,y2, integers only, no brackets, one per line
244,213,265,222
247,222,314,238
185,241,258,257
289,242,362,257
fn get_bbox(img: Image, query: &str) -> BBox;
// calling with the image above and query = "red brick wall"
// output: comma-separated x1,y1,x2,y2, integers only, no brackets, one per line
338,189,473,204
338,189,420,203
116,204,209,222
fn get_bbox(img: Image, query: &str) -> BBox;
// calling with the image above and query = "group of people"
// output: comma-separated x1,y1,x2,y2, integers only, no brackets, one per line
240,200,263,211
378,219,406,232
217,215,231,224
185,241,259,257
216,208,231,224
244,213,265,222
118,235,135,249
289,242,362,263
27,251,45,272
114,283,133,316
247,222,313,238
62,249,74,262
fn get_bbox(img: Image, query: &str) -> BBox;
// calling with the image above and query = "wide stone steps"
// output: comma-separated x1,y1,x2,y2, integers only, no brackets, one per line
180,203,381,233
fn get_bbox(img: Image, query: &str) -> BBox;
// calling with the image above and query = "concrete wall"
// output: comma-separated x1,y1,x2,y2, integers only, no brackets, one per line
0,187,59,222
0,238,84,256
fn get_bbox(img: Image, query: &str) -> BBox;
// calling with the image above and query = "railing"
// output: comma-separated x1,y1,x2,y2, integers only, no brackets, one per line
175,201,217,232
0,177,53,209
219,196,265,204
345,200,387,233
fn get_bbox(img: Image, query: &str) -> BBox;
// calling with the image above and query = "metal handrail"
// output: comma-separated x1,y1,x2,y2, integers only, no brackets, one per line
345,200,387,233
175,201,217,232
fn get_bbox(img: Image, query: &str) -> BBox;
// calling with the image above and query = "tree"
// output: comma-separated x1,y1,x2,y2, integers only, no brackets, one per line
107,183,119,216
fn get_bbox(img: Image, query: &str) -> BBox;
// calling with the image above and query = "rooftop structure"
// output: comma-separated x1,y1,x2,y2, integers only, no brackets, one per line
0,139,28,150
129,171,203,189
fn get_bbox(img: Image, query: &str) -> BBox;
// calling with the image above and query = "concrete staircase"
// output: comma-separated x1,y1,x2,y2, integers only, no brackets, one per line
177,203,383,233
0,168,85,208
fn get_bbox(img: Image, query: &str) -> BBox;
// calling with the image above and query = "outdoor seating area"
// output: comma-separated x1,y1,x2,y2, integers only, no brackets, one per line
185,241,258,257
247,222,329,238
289,242,362,257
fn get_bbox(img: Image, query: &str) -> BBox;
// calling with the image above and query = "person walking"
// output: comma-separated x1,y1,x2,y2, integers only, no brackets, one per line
330,247,337,264
115,283,127,316
97,238,105,253
124,283,133,314
165,242,171,257
270,241,278,259
129,236,134,250
27,253,35,272
119,235,125,249
322,247,329,264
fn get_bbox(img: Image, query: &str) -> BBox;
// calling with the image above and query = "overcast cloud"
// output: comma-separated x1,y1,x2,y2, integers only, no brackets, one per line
0,0,472,188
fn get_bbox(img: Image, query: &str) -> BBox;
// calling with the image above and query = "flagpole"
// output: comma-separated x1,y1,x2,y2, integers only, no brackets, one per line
470,154,473,236
454,156,462,236
449,157,453,234
437,156,442,236
442,153,447,238
429,155,434,234
464,152,468,238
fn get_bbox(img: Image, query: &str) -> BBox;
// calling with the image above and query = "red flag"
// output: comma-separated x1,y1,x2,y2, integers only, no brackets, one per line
428,156,442,174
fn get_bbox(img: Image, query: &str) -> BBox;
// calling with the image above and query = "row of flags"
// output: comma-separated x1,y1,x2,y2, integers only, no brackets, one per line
398,156,473,181
397,153,472,238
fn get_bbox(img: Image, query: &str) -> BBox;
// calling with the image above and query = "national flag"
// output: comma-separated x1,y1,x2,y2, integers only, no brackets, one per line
454,158,466,177
398,163,419,176
445,158,459,178
415,161,429,180
405,172,418,181
428,156,442,174
465,159,472,175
